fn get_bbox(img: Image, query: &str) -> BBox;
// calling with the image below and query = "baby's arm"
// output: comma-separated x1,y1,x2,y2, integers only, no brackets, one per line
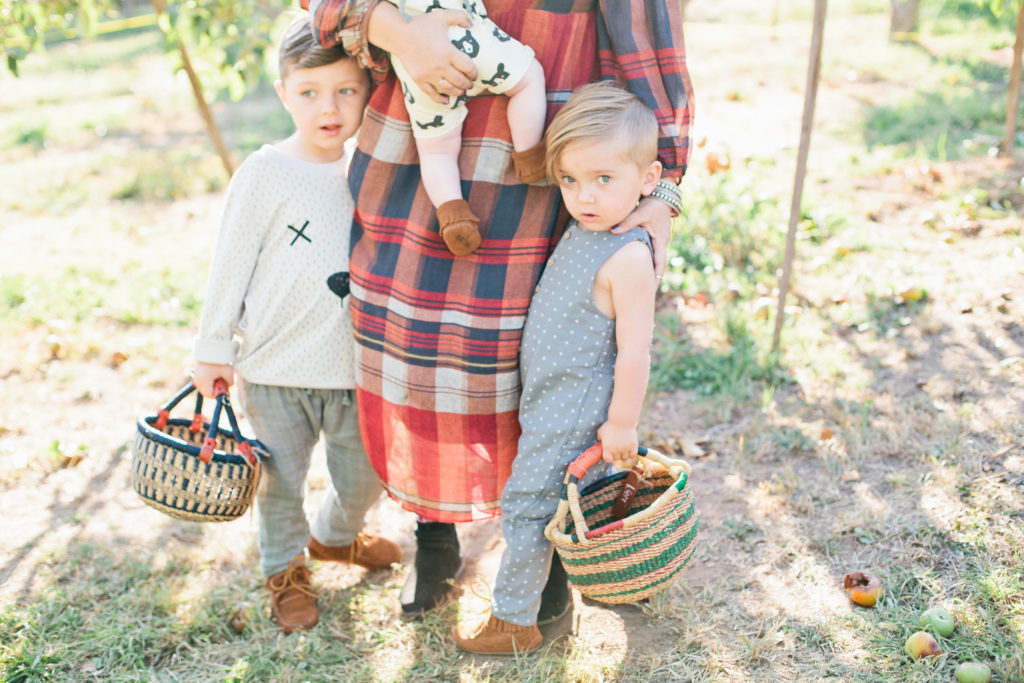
596,240,658,468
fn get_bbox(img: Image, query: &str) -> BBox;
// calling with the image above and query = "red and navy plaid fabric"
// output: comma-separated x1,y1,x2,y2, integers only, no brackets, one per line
303,0,693,521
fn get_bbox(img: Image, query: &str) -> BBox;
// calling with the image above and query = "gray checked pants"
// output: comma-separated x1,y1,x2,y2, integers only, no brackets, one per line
237,381,383,577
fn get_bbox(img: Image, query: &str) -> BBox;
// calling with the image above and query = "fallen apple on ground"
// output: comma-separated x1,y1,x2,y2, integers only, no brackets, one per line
904,631,942,659
843,571,883,607
955,662,992,683
918,606,955,637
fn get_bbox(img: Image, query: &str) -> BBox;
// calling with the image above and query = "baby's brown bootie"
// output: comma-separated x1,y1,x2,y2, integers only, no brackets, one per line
510,140,548,185
436,199,482,256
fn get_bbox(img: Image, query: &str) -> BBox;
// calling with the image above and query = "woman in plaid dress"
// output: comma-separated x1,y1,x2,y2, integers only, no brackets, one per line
301,0,693,616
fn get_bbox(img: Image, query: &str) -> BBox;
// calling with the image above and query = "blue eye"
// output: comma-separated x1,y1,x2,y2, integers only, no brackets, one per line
301,90,316,98
340,87,355,95
560,175,575,185
598,175,612,184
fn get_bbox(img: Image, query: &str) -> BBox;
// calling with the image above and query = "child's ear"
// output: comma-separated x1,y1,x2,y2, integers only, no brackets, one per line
639,160,662,196
273,79,288,109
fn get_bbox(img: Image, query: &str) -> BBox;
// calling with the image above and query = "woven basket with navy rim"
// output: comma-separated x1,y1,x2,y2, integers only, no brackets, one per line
544,443,698,603
130,380,267,522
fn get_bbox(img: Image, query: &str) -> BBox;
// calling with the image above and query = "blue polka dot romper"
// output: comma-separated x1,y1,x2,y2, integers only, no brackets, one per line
492,221,653,626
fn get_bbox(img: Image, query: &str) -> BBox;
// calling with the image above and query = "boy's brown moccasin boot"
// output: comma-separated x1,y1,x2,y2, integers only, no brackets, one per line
265,556,318,634
510,140,547,185
436,199,482,256
307,533,401,570
453,613,543,655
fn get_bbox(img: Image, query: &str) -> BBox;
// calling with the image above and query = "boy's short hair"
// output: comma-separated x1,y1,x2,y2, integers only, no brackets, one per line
278,15,352,80
545,81,659,182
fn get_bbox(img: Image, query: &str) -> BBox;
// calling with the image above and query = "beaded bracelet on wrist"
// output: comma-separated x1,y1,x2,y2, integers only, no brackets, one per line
648,192,682,217
649,179,683,216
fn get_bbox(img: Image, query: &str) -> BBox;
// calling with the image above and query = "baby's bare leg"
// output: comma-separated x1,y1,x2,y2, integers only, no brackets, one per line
417,122,481,255
416,126,464,209
504,59,546,152
506,59,548,185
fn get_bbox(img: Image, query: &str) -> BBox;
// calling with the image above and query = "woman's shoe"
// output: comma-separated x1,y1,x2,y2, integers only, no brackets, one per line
400,522,462,614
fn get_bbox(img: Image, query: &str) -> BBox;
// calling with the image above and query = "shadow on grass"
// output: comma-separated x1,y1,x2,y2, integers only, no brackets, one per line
0,444,125,603
862,49,1020,159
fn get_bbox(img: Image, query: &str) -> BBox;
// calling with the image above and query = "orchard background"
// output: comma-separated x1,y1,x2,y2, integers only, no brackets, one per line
2,1,1023,681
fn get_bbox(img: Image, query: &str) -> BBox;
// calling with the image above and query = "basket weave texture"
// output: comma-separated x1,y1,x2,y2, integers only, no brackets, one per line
546,446,698,603
130,383,262,522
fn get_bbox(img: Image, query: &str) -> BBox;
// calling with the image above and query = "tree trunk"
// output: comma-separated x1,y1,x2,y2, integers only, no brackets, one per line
1004,0,1024,157
149,0,234,178
889,0,920,42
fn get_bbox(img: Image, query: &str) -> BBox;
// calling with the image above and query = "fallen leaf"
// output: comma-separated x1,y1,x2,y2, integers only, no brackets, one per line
656,438,677,456
61,454,85,468
820,427,835,440
678,437,706,458
896,286,926,303
705,150,732,175
752,297,774,320
841,470,860,482
228,604,251,633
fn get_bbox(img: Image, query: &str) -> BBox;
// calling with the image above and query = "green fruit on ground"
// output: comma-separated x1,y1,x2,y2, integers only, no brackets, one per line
956,662,992,683
904,631,942,659
918,606,955,637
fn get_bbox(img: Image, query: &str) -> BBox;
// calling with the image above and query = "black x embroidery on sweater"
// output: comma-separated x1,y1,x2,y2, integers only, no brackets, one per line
287,220,311,245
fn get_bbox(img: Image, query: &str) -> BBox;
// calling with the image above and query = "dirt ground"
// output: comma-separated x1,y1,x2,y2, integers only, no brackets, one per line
2,7,1023,681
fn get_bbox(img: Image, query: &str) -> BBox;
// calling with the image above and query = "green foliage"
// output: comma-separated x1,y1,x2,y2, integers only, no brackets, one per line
651,309,787,397
13,122,47,149
156,1,291,102
111,146,227,201
3,1,290,102
864,77,1019,160
666,169,787,295
0,264,204,329
0,0,115,75
928,0,1018,28
651,164,838,398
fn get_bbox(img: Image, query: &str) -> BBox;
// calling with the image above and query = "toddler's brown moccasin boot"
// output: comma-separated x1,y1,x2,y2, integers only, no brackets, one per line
436,199,482,256
265,555,318,634
307,533,401,570
510,140,547,185
453,613,543,655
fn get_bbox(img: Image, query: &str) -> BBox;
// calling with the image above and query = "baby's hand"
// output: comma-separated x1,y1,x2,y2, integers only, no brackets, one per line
597,422,638,469
193,362,234,399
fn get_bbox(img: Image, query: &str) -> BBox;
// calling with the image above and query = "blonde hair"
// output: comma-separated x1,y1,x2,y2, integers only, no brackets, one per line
278,15,353,80
545,81,659,182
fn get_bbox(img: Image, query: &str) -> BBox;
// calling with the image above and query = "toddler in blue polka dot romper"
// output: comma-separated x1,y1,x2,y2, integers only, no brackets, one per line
454,81,667,654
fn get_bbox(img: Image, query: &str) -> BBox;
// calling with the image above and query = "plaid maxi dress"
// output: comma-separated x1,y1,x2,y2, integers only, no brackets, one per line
303,0,694,522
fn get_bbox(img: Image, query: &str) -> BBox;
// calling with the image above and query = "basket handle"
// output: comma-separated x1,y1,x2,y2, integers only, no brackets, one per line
198,379,229,464
544,442,692,546
153,382,197,430
153,380,261,468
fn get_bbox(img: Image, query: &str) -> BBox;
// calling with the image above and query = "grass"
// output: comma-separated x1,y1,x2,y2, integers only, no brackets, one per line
2,3,1024,681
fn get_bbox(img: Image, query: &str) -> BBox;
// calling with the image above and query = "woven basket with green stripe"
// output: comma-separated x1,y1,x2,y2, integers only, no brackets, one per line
544,443,698,604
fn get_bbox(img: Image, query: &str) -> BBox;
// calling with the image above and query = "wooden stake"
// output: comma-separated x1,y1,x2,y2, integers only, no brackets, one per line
1003,0,1024,157
773,0,828,353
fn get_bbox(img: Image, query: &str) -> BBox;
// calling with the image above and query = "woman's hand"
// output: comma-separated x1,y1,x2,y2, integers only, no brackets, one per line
613,197,673,281
368,4,477,104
